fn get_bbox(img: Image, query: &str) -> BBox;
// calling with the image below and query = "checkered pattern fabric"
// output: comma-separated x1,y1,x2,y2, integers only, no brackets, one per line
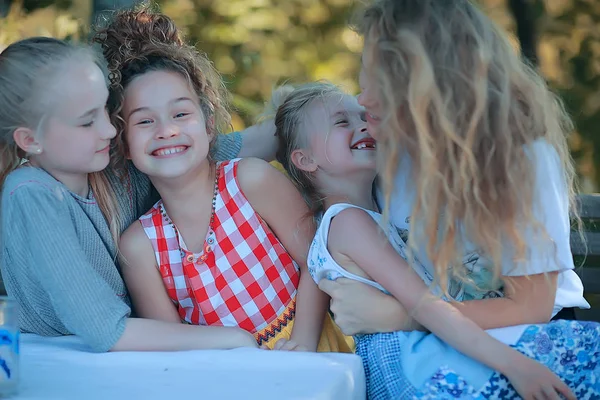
139,159,300,333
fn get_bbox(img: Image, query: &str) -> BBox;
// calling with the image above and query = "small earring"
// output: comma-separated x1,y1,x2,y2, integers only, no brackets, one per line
36,148,41,154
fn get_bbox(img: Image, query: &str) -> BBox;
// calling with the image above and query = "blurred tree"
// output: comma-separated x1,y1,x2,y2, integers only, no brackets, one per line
507,0,542,65
160,0,363,130
0,0,8,17
0,0,599,190
91,0,140,24
536,0,600,190
0,0,70,16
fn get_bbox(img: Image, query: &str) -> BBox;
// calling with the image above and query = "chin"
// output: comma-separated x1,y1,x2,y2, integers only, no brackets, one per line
151,165,196,180
87,158,111,173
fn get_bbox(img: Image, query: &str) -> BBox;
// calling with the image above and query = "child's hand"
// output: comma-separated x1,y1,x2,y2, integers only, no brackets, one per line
267,338,308,352
236,330,260,349
504,357,575,400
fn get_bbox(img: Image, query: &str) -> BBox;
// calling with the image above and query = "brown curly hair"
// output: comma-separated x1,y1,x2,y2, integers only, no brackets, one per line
92,6,231,172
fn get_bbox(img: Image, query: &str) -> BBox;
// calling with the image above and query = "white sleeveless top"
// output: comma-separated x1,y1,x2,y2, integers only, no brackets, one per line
307,203,463,300
379,139,590,315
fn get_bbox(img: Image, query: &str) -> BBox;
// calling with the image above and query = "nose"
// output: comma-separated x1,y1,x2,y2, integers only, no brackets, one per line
357,92,366,107
156,121,180,139
357,119,367,134
100,110,116,140
103,123,117,140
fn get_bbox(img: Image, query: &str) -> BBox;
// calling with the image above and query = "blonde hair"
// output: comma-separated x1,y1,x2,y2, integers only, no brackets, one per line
0,37,122,245
92,7,231,170
265,82,344,216
356,0,579,296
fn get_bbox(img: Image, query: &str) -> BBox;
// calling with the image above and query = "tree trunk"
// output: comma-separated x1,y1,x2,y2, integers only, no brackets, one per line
507,0,540,66
91,0,141,25
0,0,9,18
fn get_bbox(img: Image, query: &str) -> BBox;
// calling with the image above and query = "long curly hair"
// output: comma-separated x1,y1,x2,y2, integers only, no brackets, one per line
92,6,231,172
356,0,579,296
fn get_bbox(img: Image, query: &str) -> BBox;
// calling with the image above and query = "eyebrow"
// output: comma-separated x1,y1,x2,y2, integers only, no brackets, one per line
78,108,98,120
330,110,348,120
127,97,195,119
78,92,109,120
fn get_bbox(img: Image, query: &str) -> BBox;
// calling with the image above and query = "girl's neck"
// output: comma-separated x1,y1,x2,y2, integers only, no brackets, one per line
28,159,89,197
319,173,378,212
151,159,216,218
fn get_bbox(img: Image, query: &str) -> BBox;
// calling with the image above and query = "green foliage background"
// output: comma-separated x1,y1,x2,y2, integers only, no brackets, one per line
1,0,599,191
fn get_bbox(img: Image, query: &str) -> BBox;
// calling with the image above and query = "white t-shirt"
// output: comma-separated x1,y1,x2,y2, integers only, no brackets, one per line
377,139,589,316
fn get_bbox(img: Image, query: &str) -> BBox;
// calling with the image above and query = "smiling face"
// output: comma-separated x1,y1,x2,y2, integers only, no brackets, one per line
357,51,383,140
298,93,376,177
122,69,212,180
30,59,115,182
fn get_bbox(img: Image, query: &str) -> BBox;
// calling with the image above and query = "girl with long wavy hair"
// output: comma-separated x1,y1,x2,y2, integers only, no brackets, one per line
312,0,600,397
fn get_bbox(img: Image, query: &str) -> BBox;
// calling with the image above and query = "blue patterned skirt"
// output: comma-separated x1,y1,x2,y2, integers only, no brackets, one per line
355,320,600,399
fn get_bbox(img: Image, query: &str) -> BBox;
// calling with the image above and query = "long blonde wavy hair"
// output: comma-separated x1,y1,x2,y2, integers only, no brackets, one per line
357,0,579,296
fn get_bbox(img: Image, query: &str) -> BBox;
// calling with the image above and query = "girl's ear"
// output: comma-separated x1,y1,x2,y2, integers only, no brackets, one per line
206,116,217,140
291,148,318,173
13,127,42,155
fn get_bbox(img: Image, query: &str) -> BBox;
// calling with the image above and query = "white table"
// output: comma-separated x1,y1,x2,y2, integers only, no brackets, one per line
18,334,365,400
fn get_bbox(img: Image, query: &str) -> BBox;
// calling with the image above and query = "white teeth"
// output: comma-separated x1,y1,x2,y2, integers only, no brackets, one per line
352,142,376,150
154,146,187,156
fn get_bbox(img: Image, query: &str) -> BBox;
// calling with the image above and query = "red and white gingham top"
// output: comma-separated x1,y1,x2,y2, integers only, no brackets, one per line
139,159,300,334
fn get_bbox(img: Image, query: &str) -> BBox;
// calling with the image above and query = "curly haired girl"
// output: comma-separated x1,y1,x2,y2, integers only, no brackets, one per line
94,8,352,352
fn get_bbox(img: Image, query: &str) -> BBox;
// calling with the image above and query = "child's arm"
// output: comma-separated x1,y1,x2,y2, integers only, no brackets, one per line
451,273,557,328
320,265,556,333
111,318,258,351
6,183,133,352
213,120,277,162
454,143,573,328
238,158,326,351
319,278,423,334
322,148,575,333
237,120,278,161
118,223,184,324
6,183,256,353
118,222,258,350
328,208,574,399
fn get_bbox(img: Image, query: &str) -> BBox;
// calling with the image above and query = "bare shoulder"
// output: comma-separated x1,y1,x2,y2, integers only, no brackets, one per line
118,221,155,267
328,207,382,254
236,157,290,194
329,207,380,238
237,157,279,181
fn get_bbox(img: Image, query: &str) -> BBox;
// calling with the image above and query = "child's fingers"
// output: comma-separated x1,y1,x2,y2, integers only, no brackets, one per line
271,338,308,352
272,338,288,350
273,338,299,351
289,342,308,352
318,279,339,296
553,381,575,400
538,387,560,400
280,342,295,351
281,341,301,351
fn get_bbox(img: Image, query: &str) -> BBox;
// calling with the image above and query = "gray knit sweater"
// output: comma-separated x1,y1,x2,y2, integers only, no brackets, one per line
0,132,242,352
